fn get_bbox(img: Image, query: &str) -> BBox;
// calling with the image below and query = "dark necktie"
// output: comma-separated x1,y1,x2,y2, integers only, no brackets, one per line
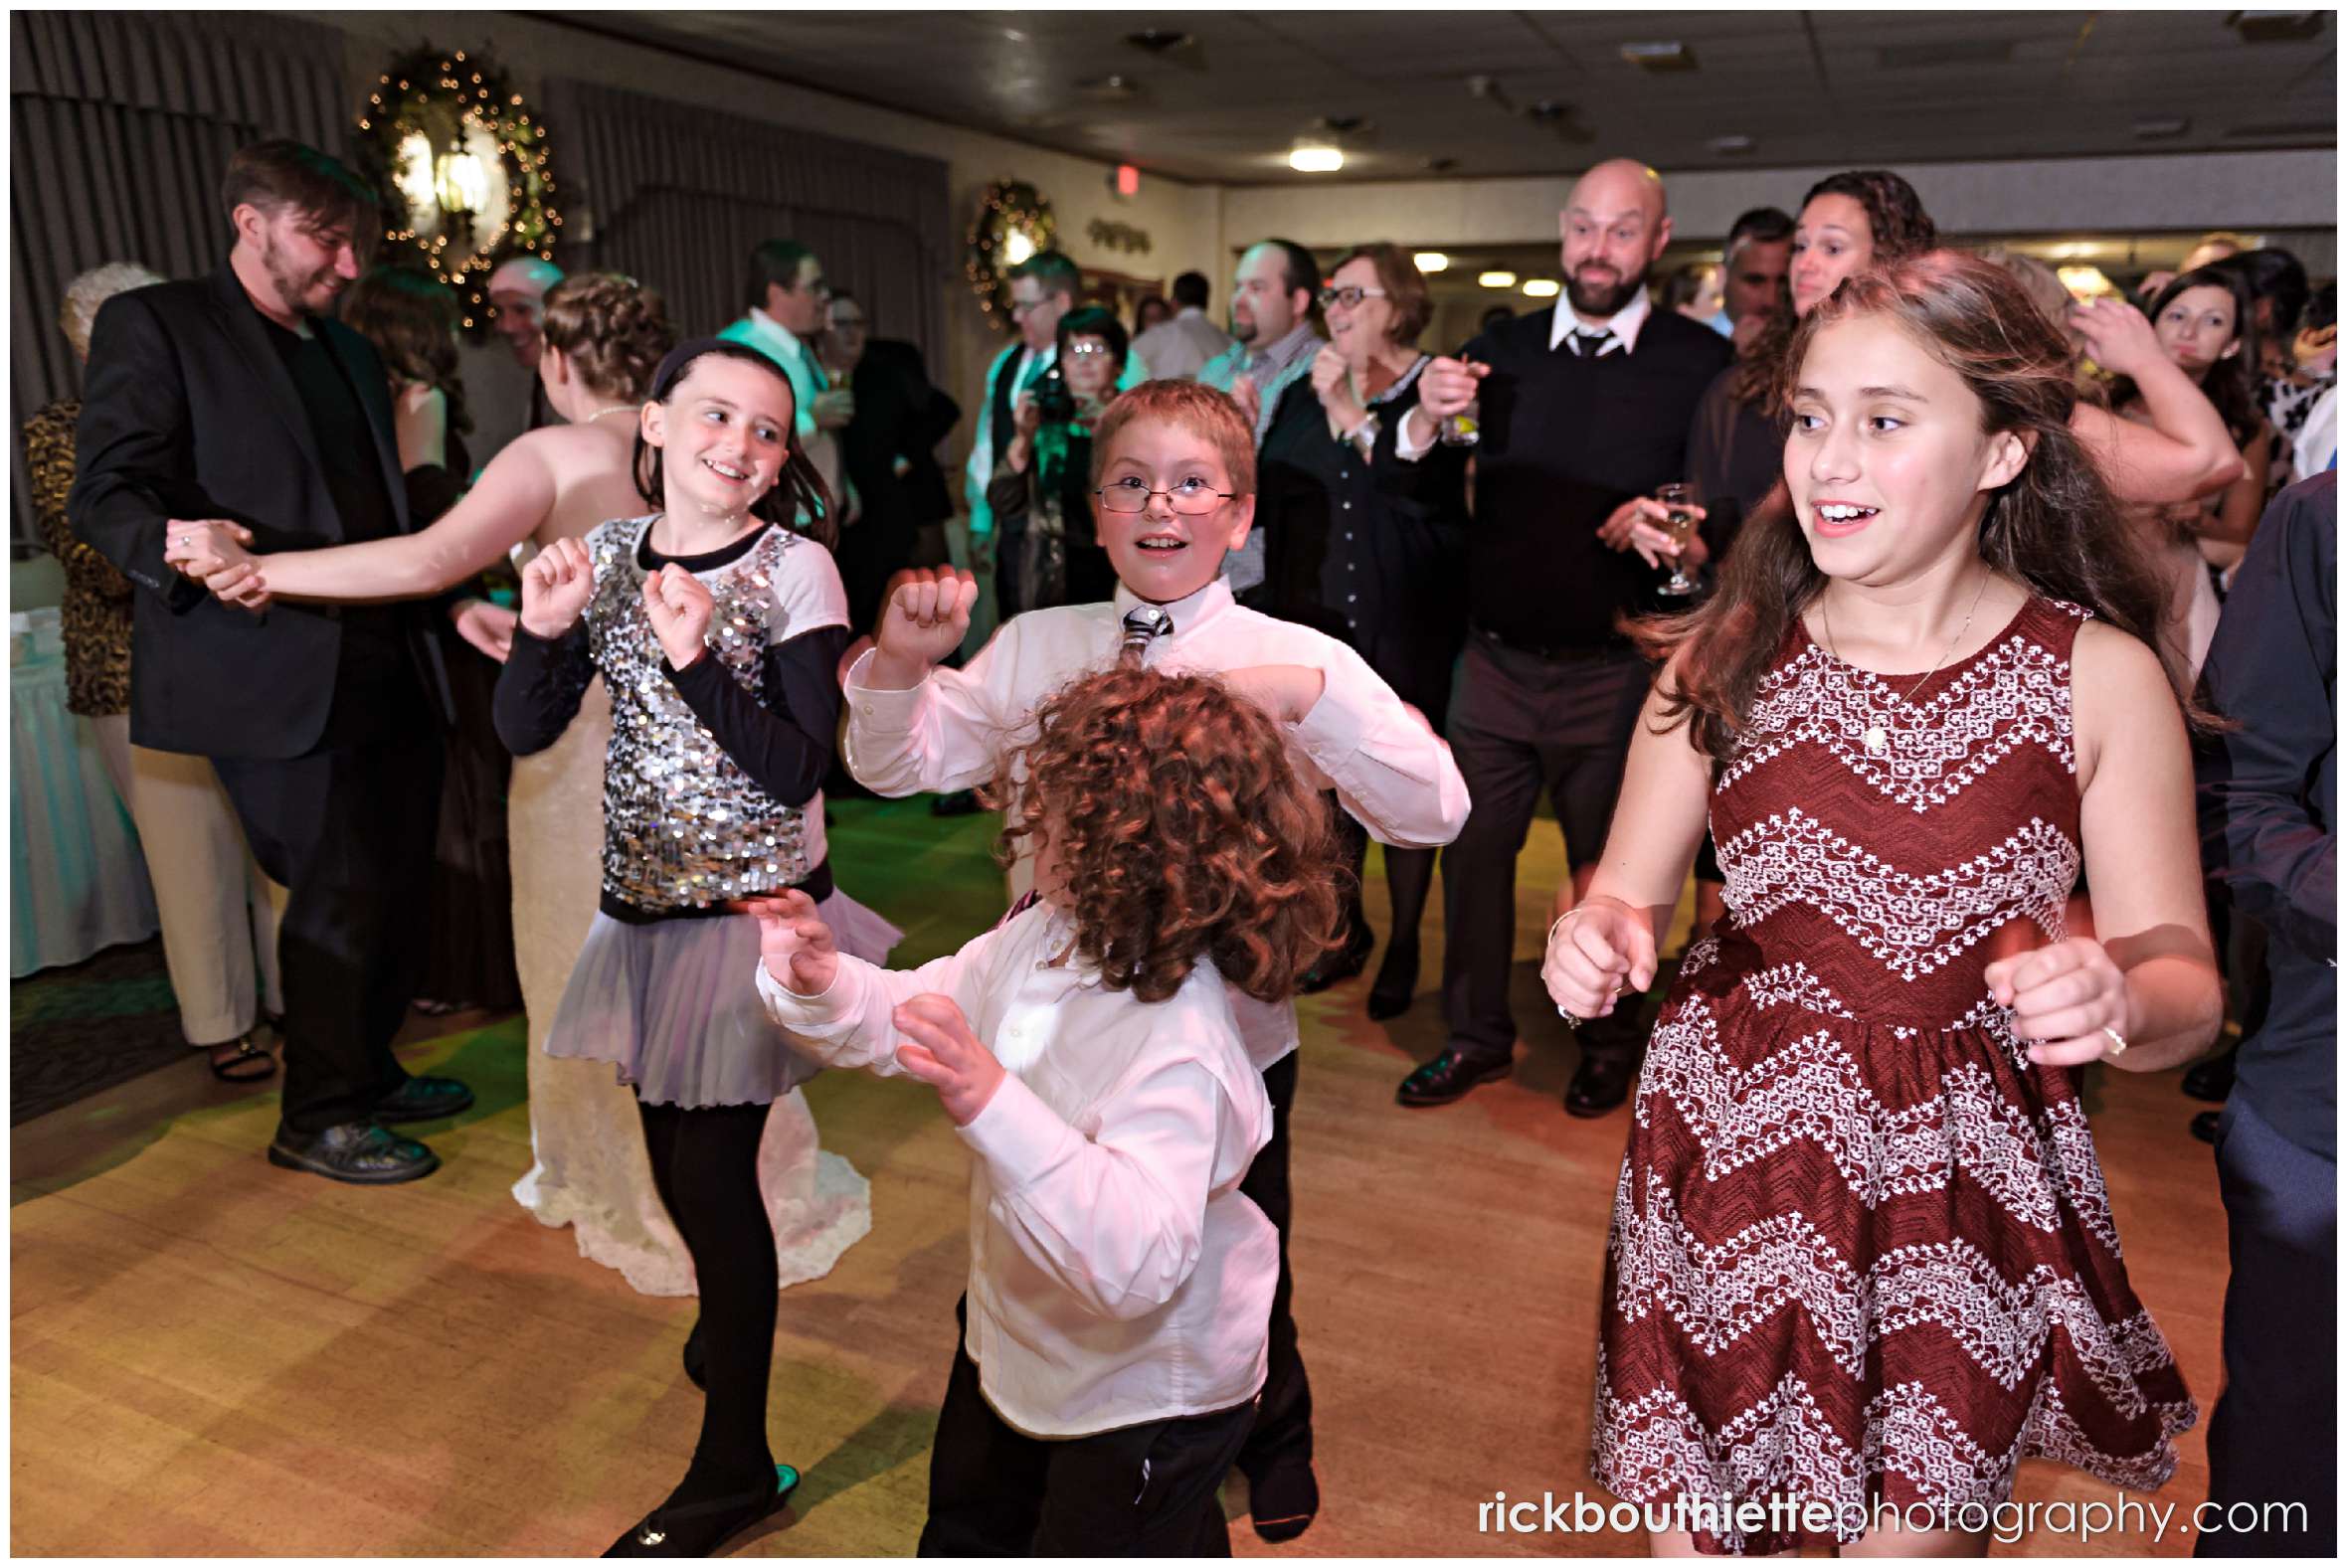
1568,326,1617,358
995,888,1041,930
1120,605,1174,667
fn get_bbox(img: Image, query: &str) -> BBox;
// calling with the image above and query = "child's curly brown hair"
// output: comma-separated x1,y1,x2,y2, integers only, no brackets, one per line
993,666,1346,1005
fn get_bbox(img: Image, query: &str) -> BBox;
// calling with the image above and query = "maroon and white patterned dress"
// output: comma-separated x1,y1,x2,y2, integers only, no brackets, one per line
1591,597,2196,1553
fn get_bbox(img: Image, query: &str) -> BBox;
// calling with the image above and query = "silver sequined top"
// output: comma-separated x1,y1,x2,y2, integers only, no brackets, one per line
585,515,844,913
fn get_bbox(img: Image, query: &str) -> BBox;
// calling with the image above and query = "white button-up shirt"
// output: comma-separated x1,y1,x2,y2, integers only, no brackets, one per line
840,577,1472,1070
756,901,1275,1438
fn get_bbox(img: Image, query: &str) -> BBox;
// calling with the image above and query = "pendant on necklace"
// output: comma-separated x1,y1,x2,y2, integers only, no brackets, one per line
1864,722,1890,757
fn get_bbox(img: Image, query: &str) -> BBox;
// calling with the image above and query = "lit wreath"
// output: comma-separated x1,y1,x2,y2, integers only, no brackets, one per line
966,179,1057,329
354,45,561,337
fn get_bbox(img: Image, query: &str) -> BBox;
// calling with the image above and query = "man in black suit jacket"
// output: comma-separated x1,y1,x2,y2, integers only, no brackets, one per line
1389,158,1732,1119
820,291,962,634
71,139,469,1184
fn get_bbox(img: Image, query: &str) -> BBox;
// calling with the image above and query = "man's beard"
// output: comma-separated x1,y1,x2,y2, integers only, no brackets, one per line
1231,311,1260,344
1565,261,1648,319
263,235,340,317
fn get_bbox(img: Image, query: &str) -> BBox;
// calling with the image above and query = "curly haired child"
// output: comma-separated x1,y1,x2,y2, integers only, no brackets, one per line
756,665,1343,1554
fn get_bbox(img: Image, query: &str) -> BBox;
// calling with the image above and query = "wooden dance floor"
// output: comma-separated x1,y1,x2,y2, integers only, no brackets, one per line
12,797,2228,1556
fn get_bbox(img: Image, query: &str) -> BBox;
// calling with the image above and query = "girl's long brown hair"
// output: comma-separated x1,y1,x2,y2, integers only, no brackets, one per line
342,264,472,436
993,667,1344,1005
1630,250,2189,765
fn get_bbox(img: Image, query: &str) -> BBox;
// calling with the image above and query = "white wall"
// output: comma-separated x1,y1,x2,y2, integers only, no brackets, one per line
1218,149,2339,252
312,12,1225,480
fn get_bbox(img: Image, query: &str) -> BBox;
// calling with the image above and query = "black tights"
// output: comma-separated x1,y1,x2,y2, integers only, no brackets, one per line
635,1098,779,1505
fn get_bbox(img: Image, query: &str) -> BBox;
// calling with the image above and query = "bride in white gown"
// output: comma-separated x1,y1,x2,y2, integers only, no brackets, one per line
188,273,872,1294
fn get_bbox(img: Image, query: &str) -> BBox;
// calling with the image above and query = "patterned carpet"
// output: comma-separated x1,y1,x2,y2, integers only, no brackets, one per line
9,938,197,1125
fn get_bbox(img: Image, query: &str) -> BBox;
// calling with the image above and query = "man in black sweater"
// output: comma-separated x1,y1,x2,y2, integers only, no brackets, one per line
2192,472,2335,1558
1392,158,1730,1117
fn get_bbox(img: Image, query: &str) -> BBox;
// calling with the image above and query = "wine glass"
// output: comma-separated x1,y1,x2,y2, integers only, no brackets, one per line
1438,357,1483,445
1654,482,1701,599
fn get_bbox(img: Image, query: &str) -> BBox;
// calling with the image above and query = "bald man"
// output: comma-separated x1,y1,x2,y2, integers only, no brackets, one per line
1393,157,1730,1118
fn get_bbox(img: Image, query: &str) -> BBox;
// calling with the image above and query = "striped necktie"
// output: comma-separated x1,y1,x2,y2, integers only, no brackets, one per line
1567,326,1617,358
994,888,1041,930
1120,605,1174,667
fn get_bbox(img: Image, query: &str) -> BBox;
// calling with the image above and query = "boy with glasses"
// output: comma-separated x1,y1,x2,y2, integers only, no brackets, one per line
844,380,1469,1544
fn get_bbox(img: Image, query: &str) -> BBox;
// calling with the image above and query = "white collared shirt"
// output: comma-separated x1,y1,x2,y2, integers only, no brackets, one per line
756,901,1275,1438
1546,284,1653,356
840,577,1471,1070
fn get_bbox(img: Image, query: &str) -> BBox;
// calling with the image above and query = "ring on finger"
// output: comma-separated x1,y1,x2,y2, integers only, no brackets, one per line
2100,1026,2128,1058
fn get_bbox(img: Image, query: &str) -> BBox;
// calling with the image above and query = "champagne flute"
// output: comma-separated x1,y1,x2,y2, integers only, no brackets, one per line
1655,482,1701,599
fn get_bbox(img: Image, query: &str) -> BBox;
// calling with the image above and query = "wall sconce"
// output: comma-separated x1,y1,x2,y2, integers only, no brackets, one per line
435,151,488,216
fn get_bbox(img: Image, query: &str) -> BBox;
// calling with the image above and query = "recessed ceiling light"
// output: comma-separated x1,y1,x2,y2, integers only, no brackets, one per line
1413,253,1450,273
1709,134,1755,156
1289,141,1344,173
1478,270,1519,289
1620,40,1695,72
1001,28,1028,43
1521,278,1561,298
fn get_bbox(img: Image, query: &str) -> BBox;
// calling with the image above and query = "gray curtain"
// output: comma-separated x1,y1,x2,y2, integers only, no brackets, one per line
551,79,950,360
9,10,351,551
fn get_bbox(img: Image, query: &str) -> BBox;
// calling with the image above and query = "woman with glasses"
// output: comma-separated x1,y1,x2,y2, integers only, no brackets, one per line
987,305,1129,609
1257,243,1468,1012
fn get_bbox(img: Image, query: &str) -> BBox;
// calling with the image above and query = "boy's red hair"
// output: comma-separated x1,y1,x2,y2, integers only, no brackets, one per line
994,667,1341,1004
1088,380,1258,496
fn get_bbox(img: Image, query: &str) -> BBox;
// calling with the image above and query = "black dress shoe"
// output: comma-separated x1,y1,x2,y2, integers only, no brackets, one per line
1365,940,1418,1021
1246,1459,1320,1543
1396,1048,1512,1108
371,1075,475,1125
682,1317,706,1391
1298,924,1375,995
1564,1055,1635,1119
2190,1109,2222,1145
268,1121,441,1184
605,1465,799,1557
2182,1052,2237,1104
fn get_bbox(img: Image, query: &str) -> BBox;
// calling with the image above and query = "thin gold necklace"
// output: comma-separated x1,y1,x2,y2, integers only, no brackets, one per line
585,405,637,424
1818,572,1992,758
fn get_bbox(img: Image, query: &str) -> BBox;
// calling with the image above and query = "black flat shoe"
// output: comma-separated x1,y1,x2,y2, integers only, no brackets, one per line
371,1075,475,1125
2182,1052,2236,1104
2190,1109,2222,1145
268,1121,440,1184
605,1465,799,1557
1298,924,1374,995
1246,1459,1320,1543
1564,1055,1635,1119
1395,1048,1512,1108
1365,941,1418,1021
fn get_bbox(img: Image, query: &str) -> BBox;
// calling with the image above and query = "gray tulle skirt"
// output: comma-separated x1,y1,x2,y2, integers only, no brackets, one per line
544,891,902,1109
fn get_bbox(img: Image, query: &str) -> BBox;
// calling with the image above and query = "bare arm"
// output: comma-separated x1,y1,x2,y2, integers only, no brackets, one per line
2197,425,2271,558
2072,299,2245,507
2065,619,2225,1071
251,436,558,604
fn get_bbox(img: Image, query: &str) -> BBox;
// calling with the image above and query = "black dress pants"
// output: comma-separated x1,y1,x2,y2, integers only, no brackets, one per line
919,1300,1256,1557
1439,635,1651,1067
2198,1093,2337,1557
210,662,443,1133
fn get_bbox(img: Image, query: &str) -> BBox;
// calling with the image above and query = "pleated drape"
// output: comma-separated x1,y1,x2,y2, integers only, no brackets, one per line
9,10,352,549
551,79,951,359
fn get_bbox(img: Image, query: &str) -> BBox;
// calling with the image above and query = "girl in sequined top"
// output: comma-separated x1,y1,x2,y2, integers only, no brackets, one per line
492,339,898,1556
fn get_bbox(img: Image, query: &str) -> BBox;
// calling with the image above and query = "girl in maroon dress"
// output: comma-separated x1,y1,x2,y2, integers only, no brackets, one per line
1546,252,2224,1555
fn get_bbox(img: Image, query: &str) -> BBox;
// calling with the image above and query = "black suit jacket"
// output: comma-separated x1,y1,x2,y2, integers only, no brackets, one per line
70,262,451,760
843,338,961,534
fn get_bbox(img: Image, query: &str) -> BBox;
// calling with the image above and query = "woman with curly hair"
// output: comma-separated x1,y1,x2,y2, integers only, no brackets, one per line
758,663,1342,1555
168,281,876,1305
1550,251,2216,1553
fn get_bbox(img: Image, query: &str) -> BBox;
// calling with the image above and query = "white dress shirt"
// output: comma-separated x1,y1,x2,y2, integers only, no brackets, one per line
757,901,1275,1438
1397,288,1659,461
839,577,1472,1070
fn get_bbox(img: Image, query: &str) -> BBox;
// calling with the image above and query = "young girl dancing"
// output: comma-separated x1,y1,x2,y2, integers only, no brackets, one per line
758,665,1344,1554
492,338,895,1556
1547,252,2221,1554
